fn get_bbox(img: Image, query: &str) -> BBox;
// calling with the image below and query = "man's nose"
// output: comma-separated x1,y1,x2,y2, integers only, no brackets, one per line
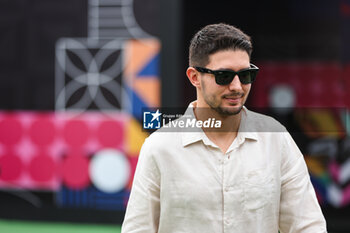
228,75,243,91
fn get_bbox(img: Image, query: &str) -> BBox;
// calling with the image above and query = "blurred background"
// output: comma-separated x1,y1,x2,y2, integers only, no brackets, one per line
0,0,349,232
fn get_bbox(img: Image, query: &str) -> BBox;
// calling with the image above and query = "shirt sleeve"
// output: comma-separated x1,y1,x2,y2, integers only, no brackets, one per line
279,133,327,233
121,138,161,233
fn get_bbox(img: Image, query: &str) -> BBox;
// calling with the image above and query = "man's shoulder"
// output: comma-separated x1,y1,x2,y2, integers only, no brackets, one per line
244,108,287,133
144,126,181,148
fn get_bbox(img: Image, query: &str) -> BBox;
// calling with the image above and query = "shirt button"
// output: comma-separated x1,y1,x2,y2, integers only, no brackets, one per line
224,219,230,225
224,187,229,192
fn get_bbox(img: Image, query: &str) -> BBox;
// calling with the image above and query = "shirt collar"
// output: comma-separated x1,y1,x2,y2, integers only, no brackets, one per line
181,102,207,147
238,106,258,141
181,102,258,147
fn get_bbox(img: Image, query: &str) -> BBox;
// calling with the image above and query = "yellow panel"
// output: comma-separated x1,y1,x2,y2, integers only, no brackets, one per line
305,156,325,176
125,117,149,156
295,109,345,139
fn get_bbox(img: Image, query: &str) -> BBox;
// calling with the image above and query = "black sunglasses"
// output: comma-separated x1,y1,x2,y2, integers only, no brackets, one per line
194,64,259,85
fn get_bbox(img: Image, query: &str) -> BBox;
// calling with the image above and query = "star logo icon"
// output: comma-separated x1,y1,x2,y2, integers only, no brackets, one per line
150,109,162,122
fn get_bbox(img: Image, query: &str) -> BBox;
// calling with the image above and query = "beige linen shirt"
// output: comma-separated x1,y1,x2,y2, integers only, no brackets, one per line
122,103,327,233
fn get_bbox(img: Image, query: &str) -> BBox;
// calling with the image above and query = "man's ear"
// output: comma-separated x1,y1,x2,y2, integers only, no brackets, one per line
186,67,201,88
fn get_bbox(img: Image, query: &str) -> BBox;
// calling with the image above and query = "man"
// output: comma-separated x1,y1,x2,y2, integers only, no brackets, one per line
122,23,327,232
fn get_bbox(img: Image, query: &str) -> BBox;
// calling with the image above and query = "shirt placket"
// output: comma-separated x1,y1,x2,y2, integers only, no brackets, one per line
222,150,232,233
222,137,245,233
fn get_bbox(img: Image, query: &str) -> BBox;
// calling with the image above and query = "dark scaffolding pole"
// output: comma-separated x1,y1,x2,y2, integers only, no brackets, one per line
159,0,183,108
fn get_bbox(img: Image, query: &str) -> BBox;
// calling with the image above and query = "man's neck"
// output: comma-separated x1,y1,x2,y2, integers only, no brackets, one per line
193,103,242,153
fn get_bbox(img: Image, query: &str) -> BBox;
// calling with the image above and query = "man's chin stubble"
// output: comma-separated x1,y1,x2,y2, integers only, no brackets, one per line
212,105,243,116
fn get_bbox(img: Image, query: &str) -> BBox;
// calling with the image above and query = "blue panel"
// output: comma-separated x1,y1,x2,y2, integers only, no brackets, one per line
137,54,160,77
310,175,327,203
57,185,130,211
125,85,151,121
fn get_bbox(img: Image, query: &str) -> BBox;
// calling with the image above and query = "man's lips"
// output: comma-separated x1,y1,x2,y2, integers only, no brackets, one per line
224,97,241,104
222,94,244,104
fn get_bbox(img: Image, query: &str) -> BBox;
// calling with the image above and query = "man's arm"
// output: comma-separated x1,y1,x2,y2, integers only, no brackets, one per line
122,139,160,233
279,133,327,233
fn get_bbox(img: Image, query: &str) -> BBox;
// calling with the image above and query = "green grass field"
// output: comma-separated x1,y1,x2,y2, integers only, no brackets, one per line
0,219,121,233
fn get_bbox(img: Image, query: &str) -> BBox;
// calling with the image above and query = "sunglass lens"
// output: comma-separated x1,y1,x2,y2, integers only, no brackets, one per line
238,70,251,84
213,68,257,85
215,72,233,85
239,70,256,84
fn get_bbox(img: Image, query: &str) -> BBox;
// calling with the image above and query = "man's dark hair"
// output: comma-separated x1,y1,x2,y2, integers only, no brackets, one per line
189,23,253,67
